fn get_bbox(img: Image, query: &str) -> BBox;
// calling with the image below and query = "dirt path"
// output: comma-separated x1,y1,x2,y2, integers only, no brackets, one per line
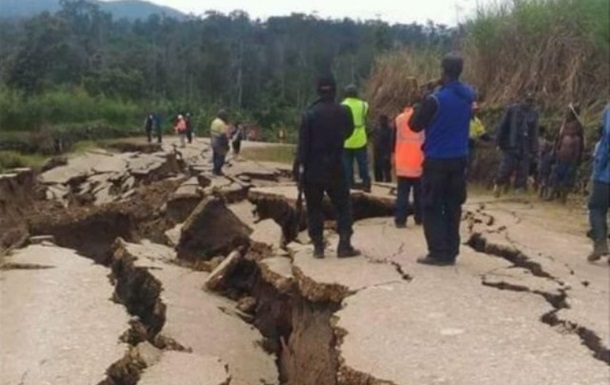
0,137,607,385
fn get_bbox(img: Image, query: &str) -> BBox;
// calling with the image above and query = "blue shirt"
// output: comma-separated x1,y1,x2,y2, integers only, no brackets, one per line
410,80,475,159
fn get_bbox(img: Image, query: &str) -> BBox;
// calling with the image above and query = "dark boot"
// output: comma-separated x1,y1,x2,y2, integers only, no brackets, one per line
587,239,609,262
362,182,372,194
337,239,361,258
313,241,325,259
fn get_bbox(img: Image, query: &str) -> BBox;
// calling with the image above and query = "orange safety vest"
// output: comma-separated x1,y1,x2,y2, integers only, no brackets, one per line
394,107,424,178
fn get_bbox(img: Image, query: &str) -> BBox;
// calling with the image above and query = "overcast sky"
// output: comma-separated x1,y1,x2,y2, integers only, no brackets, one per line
133,0,499,25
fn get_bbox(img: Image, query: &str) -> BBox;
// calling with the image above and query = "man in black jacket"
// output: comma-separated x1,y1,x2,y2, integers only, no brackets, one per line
296,75,361,259
494,92,540,196
372,114,393,183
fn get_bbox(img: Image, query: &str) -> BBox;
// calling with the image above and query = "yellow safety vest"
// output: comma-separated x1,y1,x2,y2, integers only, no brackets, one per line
469,117,485,140
342,97,368,149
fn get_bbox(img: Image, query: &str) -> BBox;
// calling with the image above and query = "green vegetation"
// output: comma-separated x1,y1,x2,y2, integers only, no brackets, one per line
241,145,295,165
463,0,609,121
0,0,452,140
0,151,46,172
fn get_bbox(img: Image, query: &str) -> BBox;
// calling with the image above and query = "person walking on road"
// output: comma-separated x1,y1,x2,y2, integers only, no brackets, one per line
409,53,475,266
232,122,244,156
372,114,393,183
210,110,231,176
185,113,194,144
394,104,424,228
587,104,610,263
342,85,372,192
296,75,361,259
144,113,154,143
493,92,540,196
174,114,187,148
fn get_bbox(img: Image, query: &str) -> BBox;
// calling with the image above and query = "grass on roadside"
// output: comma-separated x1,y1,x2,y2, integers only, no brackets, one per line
0,151,46,172
241,144,295,164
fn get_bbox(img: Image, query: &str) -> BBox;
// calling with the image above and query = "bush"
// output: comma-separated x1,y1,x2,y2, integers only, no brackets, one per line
0,87,142,132
463,0,609,122
0,151,45,172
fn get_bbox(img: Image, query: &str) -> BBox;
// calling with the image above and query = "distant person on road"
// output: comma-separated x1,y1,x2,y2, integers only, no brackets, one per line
587,104,610,263
493,92,540,197
144,113,154,143
393,104,424,228
278,129,286,144
372,114,393,183
342,84,372,193
210,110,230,176
153,113,162,144
409,53,475,266
547,104,585,203
174,114,187,148
185,112,194,144
232,122,244,156
296,75,360,259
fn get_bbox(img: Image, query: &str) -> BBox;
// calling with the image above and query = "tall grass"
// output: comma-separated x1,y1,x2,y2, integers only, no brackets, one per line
463,0,609,121
365,48,441,120
0,87,141,132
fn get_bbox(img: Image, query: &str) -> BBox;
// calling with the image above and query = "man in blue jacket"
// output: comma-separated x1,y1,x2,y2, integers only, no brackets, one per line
409,53,475,266
587,104,610,263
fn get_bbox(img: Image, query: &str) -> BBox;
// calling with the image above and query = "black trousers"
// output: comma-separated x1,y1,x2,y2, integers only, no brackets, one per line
422,157,468,261
496,150,530,190
304,178,353,244
374,152,392,183
186,129,193,143
232,140,242,155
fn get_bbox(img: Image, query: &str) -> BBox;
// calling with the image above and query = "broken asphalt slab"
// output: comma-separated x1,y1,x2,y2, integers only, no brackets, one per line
290,247,404,303
0,245,130,385
334,278,610,385
176,196,252,261
139,351,231,385
113,241,278,385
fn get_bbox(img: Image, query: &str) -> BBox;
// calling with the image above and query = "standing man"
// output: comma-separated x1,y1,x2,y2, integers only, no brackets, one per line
342,85,372,193
493,92,540,196
547,104,585,203
394,104,424,228
144,113,154,143
409,53,475,266
210,110,230,176
587,104,610,263
185,113,194,144
296,75,360,259
372,114,393,183
232,122,244,157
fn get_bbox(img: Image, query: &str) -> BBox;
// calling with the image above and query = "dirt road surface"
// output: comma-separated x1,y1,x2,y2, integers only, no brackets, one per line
1,137,608,385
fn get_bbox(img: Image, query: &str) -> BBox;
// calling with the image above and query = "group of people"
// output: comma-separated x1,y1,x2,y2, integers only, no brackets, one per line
493,96,586,204
144,110,245,175
296,52,610,265
296,53,472,265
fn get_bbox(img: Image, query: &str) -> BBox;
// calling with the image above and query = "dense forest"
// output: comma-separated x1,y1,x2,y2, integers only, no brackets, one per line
0,0,453,136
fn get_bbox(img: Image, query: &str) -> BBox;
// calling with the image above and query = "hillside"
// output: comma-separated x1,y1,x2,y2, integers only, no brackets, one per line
0,0,185,19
